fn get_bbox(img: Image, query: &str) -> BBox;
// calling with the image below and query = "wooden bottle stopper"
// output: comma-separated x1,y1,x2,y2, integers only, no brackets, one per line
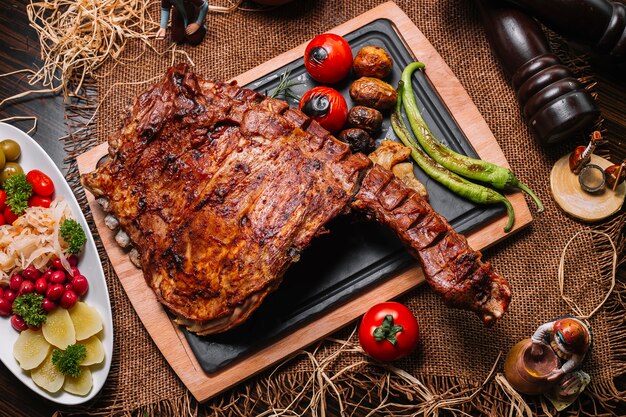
475,0,599,145
505,0,626,60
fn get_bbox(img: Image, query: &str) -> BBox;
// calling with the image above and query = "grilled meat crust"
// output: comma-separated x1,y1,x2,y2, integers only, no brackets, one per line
351,165,511,325
82,64,371,334
82,64,511,334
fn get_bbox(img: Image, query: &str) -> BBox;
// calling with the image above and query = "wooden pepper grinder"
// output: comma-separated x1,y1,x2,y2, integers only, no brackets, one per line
475,0,600,145
504,0,626,60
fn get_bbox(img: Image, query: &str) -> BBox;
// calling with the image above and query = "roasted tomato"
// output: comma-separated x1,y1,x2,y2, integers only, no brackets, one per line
358,302,419,361
299,87,348,133
26,170,55,197
304,33,353,84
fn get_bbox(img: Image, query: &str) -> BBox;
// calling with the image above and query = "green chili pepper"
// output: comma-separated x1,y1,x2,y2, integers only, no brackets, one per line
392,82,515,232
400,62,543,213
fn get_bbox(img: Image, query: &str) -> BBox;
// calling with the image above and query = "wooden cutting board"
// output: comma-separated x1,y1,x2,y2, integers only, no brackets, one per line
76,1,533,402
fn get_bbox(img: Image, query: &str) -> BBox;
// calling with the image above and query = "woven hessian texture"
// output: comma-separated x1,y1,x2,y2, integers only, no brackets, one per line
64,0,625,415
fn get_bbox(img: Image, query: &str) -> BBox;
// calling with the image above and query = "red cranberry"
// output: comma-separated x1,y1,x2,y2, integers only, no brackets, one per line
19,280,35,295
41,269,53,281
11,315,28,332
42,298,57,312
4,289,16,303
67,255,79,267
22,266,40,281
0,298,12,316
64,283,74,292
60,290,77,309
72,275,89,297
35,278,48,295
50,270,66,285
70,266,80,277
9,274,23,291
0,287,4,299
46,284,64,301
52,257,64,270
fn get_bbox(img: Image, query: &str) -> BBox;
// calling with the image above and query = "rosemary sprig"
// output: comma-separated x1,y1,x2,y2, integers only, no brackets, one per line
268,70,303,101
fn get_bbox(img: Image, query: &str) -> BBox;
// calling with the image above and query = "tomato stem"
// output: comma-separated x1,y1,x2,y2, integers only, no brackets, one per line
373,314,403,346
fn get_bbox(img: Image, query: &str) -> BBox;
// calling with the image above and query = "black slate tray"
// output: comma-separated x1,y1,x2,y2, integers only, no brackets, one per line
184,18,503,373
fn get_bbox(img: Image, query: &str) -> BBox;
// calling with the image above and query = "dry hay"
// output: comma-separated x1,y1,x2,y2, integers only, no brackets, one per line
0,0,257,108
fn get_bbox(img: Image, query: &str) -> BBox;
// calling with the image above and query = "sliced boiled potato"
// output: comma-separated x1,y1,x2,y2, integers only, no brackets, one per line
69,302,103,341
79,336,105,366
31,352,65,393
42,308,76,349
63,367,93,396
13,329,51,370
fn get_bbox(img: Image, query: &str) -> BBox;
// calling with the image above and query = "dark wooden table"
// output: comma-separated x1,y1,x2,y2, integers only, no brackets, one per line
0,1,624,416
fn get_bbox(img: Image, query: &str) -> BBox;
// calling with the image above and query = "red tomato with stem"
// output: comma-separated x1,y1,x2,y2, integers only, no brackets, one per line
26,170,55,197
299,87,348,133
304,33,353,84
358,302,419,361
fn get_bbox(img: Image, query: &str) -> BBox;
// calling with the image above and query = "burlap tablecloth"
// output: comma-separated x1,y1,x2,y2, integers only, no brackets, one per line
62,0,626,415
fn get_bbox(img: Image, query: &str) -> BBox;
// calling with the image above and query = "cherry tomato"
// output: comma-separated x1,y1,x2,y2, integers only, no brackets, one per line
60,290,78,309
26,170,55,197
50,270,67,285
42,298,57,313
3,206,18,225
0,190,6,211
52,257,64,270
41,269,53,282
35,278,48,295
304,33,353,84
72,275,89,296
67,255,79,267
11,315,28,332
0,298,12,316
18,280,35,295
0,213,5,226
9,274,23,291
28,195,52,208
358,302,419,361
22,266,40,281
4,289,16,303
299,87,348,133
46,284,64,301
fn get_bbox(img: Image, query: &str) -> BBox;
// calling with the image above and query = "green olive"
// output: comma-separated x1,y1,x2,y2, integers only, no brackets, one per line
0,139,21,162
0,149,5,172
0,162,24,185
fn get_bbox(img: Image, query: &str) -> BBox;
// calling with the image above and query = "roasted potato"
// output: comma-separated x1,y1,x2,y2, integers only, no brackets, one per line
349,77,397,111
337,128,376,154
353,46,393,79
347,106,383,134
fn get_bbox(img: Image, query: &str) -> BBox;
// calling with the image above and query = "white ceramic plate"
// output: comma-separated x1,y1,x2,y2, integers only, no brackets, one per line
0,122,113,405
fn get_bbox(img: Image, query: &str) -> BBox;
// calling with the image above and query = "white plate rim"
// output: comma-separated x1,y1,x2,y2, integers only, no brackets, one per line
0,122,114,405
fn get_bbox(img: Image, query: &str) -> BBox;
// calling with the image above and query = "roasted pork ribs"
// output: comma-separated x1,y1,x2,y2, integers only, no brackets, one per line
81,64,511,334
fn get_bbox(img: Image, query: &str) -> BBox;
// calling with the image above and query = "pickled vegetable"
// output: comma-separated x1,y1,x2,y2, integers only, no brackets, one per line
13,329,51,370
0,162,24,185
69,302,103,340
31,352,65,393
42,307,76,349
0,139,21,162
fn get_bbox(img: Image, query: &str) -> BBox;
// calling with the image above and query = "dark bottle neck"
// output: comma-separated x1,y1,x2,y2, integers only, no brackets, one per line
505,0,626,59
475,0,600,145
